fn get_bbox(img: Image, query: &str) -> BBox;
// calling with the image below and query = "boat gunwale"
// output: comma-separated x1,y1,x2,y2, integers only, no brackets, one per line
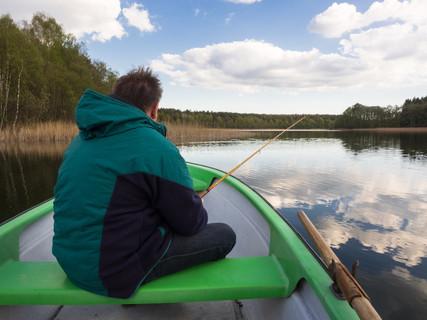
0,199,53,228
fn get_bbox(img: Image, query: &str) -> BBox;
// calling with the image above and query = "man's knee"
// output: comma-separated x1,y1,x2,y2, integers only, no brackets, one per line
208,223,236,256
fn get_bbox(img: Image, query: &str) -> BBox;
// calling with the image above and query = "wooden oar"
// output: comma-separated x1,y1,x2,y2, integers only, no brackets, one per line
298,210,382,320
200,116,306,198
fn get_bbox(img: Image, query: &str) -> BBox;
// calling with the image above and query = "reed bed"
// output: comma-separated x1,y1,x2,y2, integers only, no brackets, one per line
0,121,78,143
0,142,68,158
0,121,254,155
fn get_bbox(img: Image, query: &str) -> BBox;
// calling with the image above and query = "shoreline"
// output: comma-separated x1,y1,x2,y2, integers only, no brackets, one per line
339,127,427,132
239,127,427,133
1,123,426,146
0,122,255,146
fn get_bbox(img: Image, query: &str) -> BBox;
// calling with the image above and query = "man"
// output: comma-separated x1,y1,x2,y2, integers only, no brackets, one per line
52,67,236,299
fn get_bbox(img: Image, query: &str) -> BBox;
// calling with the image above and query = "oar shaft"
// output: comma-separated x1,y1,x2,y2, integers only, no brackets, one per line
202,116,305,197
297,210,382,320
297,209,339,266
352,296,382,320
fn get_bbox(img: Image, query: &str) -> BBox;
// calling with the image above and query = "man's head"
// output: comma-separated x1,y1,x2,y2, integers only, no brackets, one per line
112,67,163,121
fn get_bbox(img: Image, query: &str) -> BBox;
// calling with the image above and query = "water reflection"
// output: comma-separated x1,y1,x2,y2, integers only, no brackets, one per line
338,131,427,161
0,143,65,222
1,131,426,319
250,130,427,161
183,137,427,267
180,131,427,319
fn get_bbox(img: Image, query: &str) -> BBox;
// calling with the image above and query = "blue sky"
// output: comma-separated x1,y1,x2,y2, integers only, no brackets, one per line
2,0,427,114
86,1,376,66
88,0,341,70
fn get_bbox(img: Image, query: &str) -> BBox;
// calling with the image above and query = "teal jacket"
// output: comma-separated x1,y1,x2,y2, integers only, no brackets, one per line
52,89,207,298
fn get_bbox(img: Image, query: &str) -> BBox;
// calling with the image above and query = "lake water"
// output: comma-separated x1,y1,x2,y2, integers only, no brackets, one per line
1,130,426,319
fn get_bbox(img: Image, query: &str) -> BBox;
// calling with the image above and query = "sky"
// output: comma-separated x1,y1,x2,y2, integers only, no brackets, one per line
1,0,427,114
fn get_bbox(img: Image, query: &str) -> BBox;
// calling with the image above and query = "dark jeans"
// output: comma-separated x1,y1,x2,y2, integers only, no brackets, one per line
141,223,236,284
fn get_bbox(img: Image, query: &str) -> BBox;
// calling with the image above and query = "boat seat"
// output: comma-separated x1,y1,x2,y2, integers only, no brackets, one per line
0,256,288,305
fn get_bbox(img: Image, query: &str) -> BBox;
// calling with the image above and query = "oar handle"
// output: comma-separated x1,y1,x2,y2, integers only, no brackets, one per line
297,210,382,320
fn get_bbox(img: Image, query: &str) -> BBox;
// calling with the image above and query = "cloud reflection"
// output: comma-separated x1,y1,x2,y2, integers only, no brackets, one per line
262,161,427,267
182,137,427,268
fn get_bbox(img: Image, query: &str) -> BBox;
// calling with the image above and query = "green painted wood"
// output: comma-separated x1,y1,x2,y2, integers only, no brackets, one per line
0,200,54,263
0,256,287,305
191,177,210,192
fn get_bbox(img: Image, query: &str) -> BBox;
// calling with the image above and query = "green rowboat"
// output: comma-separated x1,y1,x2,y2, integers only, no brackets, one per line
0,163,359,319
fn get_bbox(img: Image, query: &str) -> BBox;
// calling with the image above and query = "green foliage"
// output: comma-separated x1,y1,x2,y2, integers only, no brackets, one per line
161,99,427,129
335,103,402,129
0,14,117,128
400,97,427,127
159,109,336,129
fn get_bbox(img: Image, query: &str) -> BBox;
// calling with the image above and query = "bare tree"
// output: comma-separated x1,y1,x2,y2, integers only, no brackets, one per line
12,61,24,130
0,65,3,128
0,58,11,130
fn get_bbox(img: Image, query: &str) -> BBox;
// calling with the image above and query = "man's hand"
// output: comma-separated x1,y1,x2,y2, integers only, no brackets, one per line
197,190,209,203
197,190,208,200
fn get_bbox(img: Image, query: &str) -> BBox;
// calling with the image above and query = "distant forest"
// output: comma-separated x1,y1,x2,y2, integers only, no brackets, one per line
334,98,427,129
1,14,426,130
159,110,337,129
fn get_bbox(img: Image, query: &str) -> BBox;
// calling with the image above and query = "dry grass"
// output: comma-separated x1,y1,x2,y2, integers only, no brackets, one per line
0,121,253,149
0,142,68,158
0,121,78,143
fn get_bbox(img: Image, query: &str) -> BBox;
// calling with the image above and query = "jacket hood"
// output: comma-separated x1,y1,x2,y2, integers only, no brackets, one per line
75,89,166,140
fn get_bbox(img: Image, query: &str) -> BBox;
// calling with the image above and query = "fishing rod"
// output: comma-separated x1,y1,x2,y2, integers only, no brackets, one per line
200,116,306,198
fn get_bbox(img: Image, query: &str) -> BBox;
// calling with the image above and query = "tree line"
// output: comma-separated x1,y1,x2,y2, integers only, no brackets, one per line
400,97,427,127
334,103,401,129
1,14,426,130
158,110,337,129
334,98,427,129
159,100,426,129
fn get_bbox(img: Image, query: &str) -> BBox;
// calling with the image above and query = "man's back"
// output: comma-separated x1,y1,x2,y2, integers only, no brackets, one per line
53,89,207,298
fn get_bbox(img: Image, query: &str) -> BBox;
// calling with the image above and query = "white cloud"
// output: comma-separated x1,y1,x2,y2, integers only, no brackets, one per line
122,3,155,33
194,8,201,17
310,0,427,38
151,39,373,92
0,0,158,42
225,0,261,4
309,2,362,39
0,0,126,42
153,0,427,93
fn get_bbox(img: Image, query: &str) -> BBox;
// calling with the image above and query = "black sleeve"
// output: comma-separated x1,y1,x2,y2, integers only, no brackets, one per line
153,148,208,236
154,177,208,236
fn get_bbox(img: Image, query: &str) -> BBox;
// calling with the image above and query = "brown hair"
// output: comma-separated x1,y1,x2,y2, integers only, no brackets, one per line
112,67,163,111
